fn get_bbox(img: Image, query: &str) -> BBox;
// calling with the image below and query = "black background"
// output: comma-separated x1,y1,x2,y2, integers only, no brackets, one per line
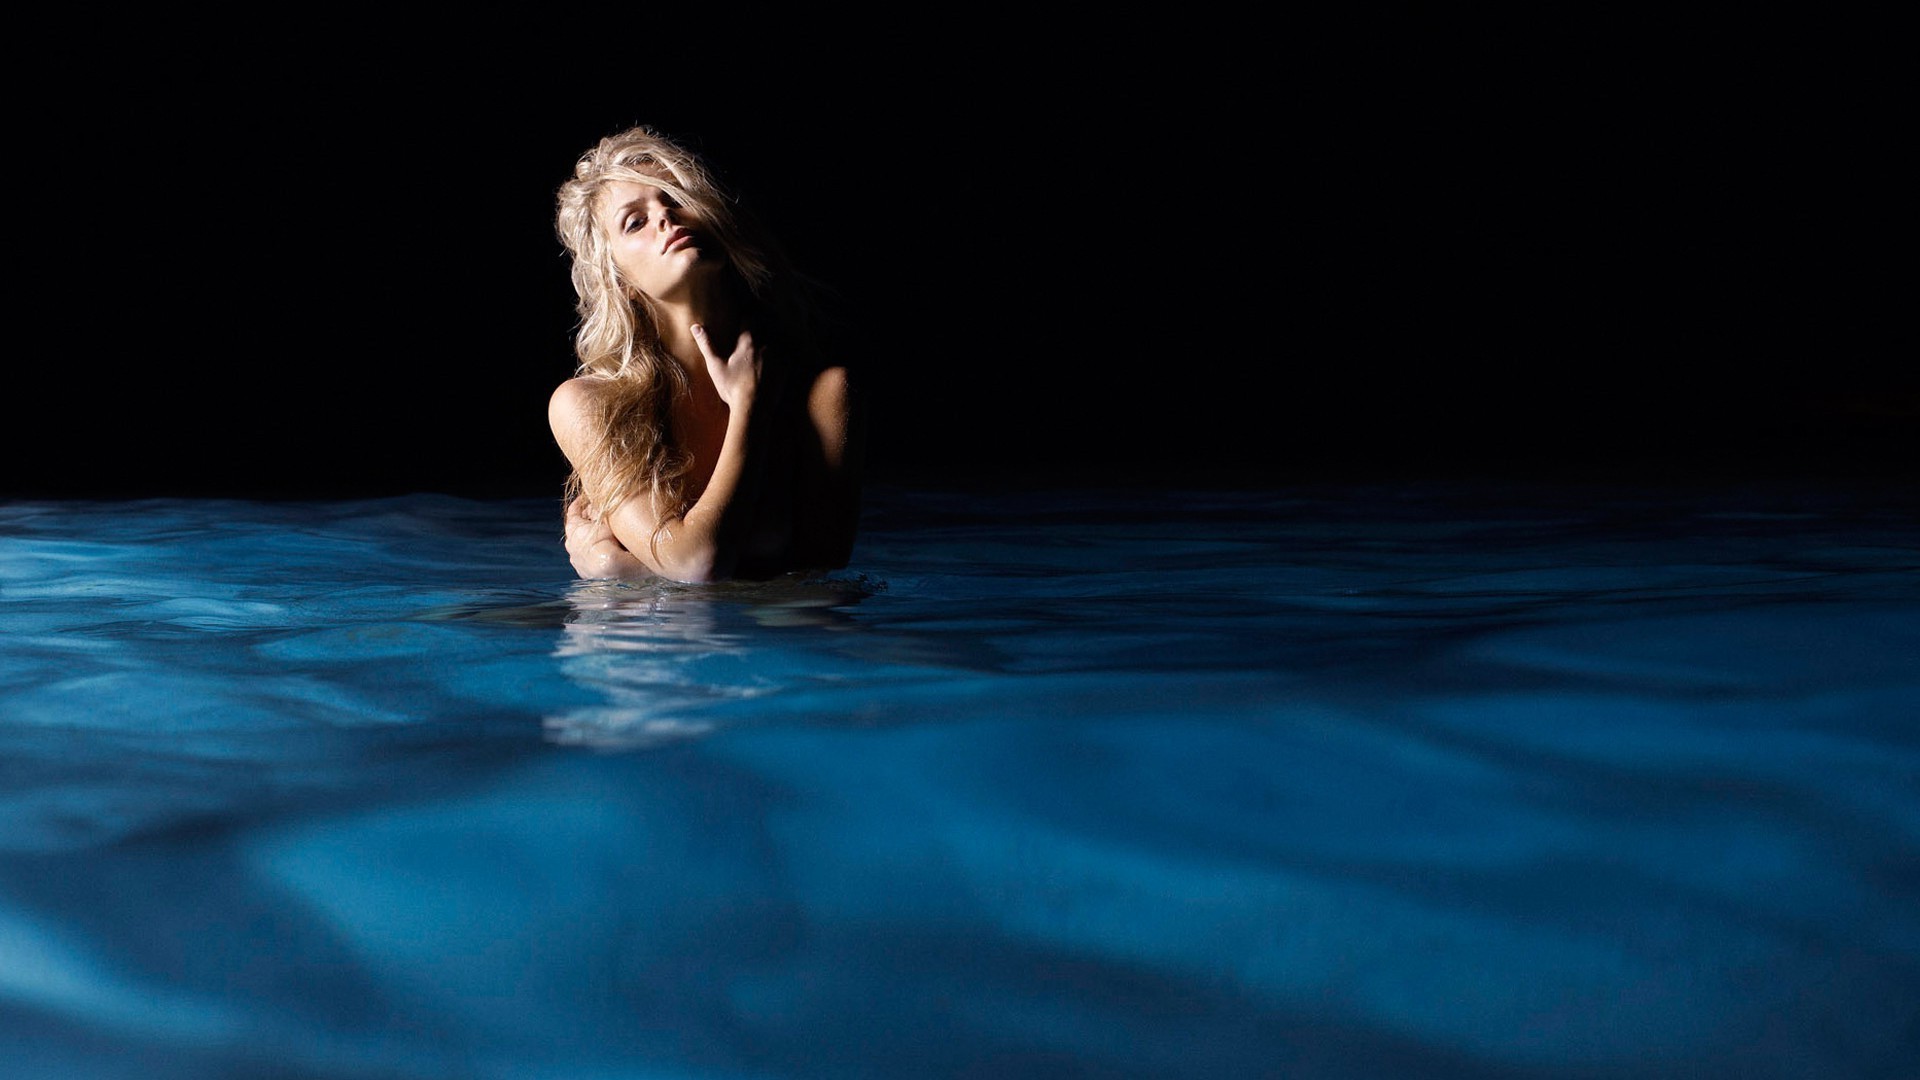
10,11,1909,500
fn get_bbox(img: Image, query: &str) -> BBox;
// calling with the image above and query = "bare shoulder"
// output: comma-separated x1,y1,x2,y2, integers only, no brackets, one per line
549,375,605,419
804,365,858,467
548,376,611,458
806,364,854,421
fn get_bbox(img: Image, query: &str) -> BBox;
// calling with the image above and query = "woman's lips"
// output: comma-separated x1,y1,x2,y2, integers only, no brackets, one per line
663,229,696,253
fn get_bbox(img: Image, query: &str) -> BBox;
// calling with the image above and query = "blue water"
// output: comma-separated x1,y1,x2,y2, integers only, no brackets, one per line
2,480,1916,1079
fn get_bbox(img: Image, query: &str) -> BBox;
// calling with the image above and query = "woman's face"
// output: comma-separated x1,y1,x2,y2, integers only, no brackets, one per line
599,178,724,303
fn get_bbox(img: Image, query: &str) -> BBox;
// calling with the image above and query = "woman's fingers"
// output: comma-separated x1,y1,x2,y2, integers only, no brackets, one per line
693,325,765,409
564,497,609,560
692,325,758,371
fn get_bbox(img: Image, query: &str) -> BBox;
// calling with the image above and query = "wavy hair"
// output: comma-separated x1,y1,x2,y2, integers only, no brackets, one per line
553,124,814,532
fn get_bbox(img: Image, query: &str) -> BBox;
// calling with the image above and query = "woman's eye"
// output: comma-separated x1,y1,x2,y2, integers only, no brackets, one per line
623,216,644,233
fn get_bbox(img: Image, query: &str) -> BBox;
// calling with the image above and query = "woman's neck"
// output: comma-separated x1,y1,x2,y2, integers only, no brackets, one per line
657,283,746,372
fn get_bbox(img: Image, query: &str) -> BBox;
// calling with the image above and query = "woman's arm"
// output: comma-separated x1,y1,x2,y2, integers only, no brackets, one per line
561,494,651,579
550,381,654,580
548,327,774,584
794,364,863,569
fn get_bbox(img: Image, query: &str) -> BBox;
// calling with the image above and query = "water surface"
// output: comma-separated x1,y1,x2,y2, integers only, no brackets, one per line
2,480,1916,1078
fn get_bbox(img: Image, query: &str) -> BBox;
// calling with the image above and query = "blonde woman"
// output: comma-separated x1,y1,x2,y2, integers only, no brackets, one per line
549,125,862,583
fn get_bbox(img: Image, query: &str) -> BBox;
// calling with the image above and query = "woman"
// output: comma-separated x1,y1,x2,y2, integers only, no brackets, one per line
548,125,862,583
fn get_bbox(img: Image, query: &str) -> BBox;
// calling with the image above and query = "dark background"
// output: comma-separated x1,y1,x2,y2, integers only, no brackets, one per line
10,11,1908,500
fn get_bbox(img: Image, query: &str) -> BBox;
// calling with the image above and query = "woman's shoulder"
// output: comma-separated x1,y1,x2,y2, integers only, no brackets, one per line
807,363,851,397
548,375,616,447
550,373,615,411
803,364,853,417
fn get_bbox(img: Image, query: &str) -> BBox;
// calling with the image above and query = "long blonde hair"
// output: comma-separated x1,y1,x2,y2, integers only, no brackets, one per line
553,124,811,530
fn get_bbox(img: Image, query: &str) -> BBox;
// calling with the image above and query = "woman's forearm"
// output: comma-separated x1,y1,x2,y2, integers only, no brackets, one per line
653,392,770,582
576,537,654,580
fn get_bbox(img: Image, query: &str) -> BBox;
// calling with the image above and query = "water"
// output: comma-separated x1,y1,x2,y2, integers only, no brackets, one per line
2,479,1916,1079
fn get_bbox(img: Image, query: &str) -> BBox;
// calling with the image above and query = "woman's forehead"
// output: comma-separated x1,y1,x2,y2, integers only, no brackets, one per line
598,177,671,212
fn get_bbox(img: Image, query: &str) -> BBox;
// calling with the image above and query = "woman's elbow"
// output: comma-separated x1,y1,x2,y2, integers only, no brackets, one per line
658,546,731,585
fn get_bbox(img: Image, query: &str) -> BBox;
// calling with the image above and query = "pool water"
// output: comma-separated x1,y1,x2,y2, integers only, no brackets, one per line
2,479,1916,1079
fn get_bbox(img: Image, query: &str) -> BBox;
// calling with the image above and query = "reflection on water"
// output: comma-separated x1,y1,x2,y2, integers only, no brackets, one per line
546,573,884,750
1,483,1916,1079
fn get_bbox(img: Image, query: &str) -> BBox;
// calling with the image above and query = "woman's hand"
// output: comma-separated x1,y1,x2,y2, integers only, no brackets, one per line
692,324,775,411
564,494,626,578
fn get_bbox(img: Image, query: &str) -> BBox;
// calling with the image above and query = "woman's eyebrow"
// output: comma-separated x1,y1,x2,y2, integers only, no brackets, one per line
605,196,647,224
